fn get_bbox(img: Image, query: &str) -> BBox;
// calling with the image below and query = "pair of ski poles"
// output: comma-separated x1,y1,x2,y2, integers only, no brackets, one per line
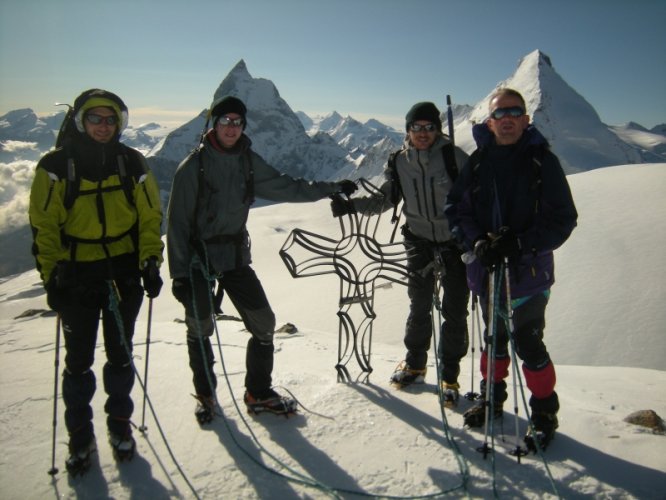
473,258,528,461
47,299,154,476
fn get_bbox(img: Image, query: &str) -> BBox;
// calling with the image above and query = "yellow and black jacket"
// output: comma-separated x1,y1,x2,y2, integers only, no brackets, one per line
29,133,163,285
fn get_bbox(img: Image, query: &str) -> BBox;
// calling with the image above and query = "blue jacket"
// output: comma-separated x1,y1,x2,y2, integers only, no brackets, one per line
445,124,578,297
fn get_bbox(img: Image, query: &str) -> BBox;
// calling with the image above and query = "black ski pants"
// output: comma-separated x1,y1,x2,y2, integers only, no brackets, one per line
59,275,142,450
403,237,470,383
181,264,276,399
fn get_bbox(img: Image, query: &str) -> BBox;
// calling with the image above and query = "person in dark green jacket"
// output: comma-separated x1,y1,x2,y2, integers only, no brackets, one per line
167,95,356,422
29,89,164,474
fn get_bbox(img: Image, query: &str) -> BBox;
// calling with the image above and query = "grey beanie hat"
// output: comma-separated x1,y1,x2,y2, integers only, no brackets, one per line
405,101,442,131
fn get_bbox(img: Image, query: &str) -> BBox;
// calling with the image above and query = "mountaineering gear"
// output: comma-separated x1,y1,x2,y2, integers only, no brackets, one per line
524,411,559,452
194,395,217,425
141,256,163,298
463,399,504,428
29,138,163,290
462,378,507,427
244,388,297,416
65,437,97,476
389,361,427,387
109,431,136,461
386,138,460,225
441,382,460,408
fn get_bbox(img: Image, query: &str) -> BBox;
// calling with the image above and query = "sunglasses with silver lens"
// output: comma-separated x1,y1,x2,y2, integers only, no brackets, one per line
217,116,245,127
85,114,118,126
409,123,437,132
490,106,525,120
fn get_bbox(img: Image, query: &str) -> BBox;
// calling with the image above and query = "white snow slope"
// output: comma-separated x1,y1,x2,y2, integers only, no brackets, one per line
1,163,665,499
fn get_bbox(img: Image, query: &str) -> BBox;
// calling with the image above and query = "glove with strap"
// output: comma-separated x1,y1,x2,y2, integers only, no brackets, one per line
141,256,163,298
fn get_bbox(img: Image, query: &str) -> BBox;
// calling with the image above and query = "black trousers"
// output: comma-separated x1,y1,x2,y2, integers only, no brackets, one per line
403,237,470,383
181,265,276,398
59,275,143,449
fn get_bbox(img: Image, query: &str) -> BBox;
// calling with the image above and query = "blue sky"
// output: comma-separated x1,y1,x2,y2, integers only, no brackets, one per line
1,0,664,130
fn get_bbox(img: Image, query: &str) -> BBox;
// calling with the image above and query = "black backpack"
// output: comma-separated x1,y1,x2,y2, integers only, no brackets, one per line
386,140,459,223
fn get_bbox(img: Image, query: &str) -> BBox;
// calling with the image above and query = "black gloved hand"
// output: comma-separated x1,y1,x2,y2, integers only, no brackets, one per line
336,180,358,196
172,278,191,305
473,238,501,268
141,256,163,298
45,261,75,312
490,227,521,259
330,195,356,218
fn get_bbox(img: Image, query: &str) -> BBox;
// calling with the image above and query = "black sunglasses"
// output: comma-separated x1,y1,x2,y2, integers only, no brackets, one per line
409,123,437,132
490,106,525,120
85,113,118,126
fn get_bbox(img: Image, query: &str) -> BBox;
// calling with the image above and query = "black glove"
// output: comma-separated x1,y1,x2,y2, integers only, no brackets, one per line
473,238,501,268
336,180,358,196
490,227,521,259
141,256,163,298
330,195,356,218
172,278,191,305
45,261,75,312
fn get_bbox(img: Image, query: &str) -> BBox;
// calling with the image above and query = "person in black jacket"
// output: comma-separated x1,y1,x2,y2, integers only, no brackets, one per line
446,88,577,449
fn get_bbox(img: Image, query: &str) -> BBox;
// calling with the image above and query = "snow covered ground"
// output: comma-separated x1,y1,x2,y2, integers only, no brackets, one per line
1,163,665,499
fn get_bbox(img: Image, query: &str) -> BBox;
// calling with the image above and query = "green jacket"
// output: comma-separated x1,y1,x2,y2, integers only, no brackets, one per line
167,132,341,278
29,135,164,284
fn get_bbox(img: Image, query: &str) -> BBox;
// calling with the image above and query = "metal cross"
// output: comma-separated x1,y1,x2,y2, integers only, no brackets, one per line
279,179,414,382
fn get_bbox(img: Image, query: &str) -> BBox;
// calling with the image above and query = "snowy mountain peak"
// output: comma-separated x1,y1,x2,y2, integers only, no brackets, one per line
454,49,652,172
150,61,353,184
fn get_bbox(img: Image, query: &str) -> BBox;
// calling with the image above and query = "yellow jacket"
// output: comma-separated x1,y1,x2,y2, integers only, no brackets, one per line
29,137,163,285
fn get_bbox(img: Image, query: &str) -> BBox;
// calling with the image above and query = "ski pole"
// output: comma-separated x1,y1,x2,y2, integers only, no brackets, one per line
503,257,528,460
48,315,61,476
465,294,481,400
478,266,497,459
139,298,153,433
446,95,455,145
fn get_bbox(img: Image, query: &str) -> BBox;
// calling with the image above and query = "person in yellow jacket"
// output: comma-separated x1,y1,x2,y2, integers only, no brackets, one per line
28,89,164,475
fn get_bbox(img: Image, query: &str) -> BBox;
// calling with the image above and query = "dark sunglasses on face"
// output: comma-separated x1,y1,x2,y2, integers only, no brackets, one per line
217,116,244,127
490,106,525,120
409,123,437,133
85,113,118,126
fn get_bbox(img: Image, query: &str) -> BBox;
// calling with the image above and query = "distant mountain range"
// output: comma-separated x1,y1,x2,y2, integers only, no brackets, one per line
0,50,664,277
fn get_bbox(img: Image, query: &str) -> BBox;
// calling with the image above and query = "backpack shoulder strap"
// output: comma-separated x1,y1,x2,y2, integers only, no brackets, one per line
441,141,459,182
